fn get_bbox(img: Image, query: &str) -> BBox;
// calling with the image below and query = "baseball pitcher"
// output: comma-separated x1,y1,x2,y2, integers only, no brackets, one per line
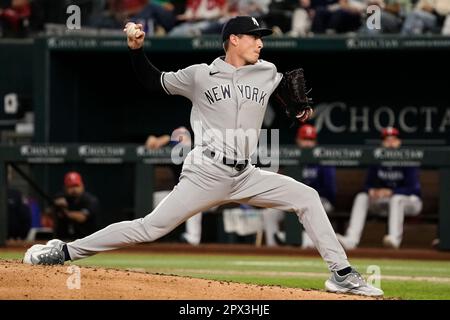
23,16,382,297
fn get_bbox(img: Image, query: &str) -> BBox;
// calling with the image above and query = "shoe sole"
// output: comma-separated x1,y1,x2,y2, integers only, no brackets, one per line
325,280,383,297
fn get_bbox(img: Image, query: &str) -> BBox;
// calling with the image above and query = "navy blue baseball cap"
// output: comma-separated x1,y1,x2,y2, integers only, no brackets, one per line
221,16,273,42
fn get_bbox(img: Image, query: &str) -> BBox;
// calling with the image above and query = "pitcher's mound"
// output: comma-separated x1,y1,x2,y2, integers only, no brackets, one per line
0,260,376,300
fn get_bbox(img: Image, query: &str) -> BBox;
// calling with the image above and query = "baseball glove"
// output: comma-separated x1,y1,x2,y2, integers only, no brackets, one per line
273,68,313,123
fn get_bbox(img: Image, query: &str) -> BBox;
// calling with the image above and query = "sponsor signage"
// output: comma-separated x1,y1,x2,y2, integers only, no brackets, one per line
78,145,125,163
373,147,425,166
19,145,67,163
312,147,363,166
135,146,173,164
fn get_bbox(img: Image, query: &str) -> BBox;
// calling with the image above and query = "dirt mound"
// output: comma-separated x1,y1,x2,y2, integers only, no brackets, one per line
0,260,376,300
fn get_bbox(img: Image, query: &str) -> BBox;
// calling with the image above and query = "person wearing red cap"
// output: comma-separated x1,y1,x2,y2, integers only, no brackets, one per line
337,127,422,249
381,126,400,149
45,171,100,241
263,124,336,249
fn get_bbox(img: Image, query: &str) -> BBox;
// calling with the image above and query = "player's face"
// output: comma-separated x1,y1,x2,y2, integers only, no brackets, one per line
296,138,317,148
65,185,84,198
236,34,263,65
382,136,401,149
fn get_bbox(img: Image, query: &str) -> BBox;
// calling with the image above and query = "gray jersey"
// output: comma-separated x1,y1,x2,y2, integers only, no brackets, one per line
161,57,283,160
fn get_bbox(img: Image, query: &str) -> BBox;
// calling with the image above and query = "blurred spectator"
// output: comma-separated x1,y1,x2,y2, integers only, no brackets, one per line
168,0,228,36
0,0,31,37
194,0,273,36
401,0,450,35
146,126,206,245
153,0,187,14
359,0,412,35
6,166,31,240
90,0,176,34
129,0,177,34
44,171,99,241
288,0,413,36
337,127,422,249
289,0,344,36
262,124,336,248
311,0,366,34
288,0,314,36
264,0,299,34
229,0,271,17
89,0,128,29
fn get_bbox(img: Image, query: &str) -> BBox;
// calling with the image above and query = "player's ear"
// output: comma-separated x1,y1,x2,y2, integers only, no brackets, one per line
229,34,239,47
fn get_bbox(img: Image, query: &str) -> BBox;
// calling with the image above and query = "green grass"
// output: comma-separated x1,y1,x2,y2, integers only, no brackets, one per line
3,250,450,300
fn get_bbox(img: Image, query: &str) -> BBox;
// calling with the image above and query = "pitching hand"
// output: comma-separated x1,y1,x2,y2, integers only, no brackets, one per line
124,22,145,50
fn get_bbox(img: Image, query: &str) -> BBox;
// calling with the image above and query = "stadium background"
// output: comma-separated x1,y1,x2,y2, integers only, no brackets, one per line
1,0,450,300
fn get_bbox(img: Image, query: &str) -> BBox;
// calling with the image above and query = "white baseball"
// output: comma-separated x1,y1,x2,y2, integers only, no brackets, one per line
126,23,140,38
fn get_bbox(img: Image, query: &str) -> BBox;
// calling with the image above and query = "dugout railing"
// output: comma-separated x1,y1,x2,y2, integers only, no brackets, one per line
1,144,449,250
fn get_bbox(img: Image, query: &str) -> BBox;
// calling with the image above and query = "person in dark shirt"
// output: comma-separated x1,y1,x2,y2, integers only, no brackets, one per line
296,124,337,209
263,124,337,248
47,171,99,241
337,127,422,249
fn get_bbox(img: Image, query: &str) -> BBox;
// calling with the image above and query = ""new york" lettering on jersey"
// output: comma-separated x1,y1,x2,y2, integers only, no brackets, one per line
204,85,232,104
203,84,267,106
237,85,267,106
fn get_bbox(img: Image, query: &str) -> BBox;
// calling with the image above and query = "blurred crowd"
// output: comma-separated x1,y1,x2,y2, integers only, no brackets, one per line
1,0,450,38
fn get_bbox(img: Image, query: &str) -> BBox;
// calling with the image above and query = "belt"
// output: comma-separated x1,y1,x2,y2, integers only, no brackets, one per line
203,149,249,172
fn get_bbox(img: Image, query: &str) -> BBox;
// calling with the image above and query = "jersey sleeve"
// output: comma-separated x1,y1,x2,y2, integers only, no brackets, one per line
269,63,284,95
272,72,283,94
161,64,200,100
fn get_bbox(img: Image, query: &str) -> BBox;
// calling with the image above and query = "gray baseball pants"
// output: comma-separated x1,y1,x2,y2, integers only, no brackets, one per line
67,146,350,271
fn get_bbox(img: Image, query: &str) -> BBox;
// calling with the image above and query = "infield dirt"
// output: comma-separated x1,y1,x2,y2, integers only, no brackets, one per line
0,259,376,300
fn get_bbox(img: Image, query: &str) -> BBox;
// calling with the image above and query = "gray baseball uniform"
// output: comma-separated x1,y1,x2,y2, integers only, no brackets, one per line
66,56,350,272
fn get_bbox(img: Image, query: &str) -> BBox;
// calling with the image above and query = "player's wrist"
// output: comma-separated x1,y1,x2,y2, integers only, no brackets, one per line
128,43,143,50
128,45,144,54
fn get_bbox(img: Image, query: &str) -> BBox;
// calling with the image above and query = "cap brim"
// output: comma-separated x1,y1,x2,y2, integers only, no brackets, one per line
245,28,273,38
